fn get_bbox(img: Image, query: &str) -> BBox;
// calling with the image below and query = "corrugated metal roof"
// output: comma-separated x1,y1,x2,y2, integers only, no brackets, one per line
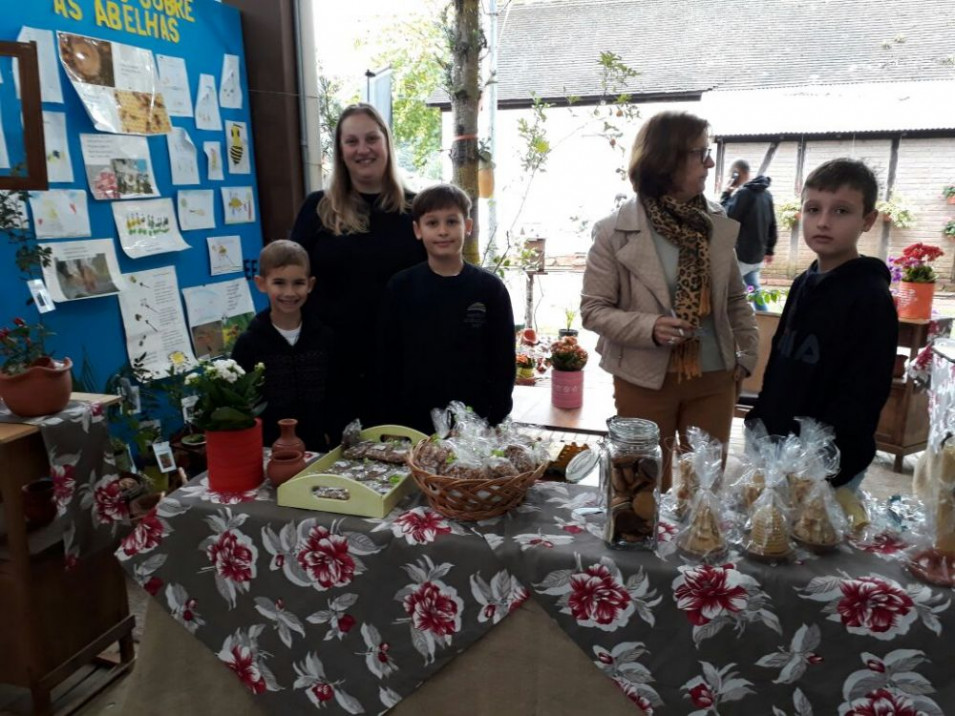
702,81,955,136
429,0,955,106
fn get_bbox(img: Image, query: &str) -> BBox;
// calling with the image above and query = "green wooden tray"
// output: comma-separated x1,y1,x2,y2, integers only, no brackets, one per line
276,425,429,518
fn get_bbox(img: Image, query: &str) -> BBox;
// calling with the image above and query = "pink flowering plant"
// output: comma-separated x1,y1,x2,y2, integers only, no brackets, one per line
548,335,589,372
0,317,55,375
888,243,944,284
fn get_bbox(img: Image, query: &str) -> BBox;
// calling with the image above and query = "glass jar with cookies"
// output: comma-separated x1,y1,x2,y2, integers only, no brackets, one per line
600,417,661,550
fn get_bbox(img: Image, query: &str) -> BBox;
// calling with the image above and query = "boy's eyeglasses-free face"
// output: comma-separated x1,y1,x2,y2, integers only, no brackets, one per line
686,147,712,164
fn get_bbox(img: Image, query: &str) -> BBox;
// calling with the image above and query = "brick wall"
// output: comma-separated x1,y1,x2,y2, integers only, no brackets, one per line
724,136,955,287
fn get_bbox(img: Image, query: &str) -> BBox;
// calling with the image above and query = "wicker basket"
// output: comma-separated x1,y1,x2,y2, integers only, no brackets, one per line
408,441,546,521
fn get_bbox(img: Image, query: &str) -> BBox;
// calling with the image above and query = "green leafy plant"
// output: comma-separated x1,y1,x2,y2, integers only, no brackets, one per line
1,187,52,284
0,317,54,375
876,196,915,229
548,335,589,372
745,287,789,307
944,219,955,239
942,185,955,199
477,138,495,170
776,198,802,230
184,358,265,431
564,306,578,330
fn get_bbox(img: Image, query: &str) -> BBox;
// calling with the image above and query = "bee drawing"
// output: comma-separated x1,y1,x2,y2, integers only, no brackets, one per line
229,124,244,167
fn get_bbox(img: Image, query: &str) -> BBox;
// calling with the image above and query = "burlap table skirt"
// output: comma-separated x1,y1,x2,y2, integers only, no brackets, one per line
121,598,640,716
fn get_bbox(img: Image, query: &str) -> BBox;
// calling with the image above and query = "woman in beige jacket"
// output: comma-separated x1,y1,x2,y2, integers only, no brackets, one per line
581,111,758,491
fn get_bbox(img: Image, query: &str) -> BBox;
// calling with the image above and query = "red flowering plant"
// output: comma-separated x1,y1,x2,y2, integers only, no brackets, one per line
515,353,535,370
548,335,589,371
0,317,55,376
888,243,944,284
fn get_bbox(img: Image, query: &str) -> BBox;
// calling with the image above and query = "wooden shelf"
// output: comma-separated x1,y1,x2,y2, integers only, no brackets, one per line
0,393,133,715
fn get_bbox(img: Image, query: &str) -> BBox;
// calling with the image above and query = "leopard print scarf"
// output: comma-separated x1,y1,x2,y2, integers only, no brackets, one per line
642,194,712,380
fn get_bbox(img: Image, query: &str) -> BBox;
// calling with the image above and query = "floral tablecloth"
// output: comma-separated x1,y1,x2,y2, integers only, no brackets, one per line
1,399,129,566
472,482,955,715
119,477,955,715
117,475,526,714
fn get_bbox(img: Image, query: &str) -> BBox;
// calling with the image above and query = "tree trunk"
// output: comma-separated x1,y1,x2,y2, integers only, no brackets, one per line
449,0,481,265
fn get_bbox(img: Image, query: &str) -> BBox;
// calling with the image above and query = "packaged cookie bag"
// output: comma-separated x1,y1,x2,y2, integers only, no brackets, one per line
674,427,723,520
744,467,794,564
601,417,661,549
676,459,727,562
791,440,847,553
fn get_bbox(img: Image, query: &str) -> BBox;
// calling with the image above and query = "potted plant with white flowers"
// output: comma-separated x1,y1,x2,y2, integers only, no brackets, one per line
184,358,266,493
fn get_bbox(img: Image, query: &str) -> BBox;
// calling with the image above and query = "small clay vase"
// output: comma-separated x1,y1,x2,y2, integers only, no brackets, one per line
272,418,306,454
22,477,56,530
267,449,306,487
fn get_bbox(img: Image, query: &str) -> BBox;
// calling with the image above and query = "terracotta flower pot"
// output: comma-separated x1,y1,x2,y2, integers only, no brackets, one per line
205,418,264,493
21,477,56,530
271,418,306,454
552,368,584,409
895,281,935,320
267,449,306,487
0,357,73,418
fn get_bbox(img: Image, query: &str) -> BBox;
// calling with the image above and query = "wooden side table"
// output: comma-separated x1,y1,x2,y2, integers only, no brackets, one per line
0,393,134,715
876,318,953,471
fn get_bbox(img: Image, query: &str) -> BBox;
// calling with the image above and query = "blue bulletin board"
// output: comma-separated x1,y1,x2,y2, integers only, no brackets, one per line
0,0,267,394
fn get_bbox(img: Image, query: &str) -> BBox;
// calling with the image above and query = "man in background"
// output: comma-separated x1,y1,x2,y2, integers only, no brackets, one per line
721,159,777,311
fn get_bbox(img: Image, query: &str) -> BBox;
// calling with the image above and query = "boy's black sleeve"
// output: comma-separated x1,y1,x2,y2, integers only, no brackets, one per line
231,332,256,373
485,276,516,425
819,293,898,485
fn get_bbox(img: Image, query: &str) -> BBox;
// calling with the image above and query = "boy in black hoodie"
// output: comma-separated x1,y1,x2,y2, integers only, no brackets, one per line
232,240,336,451
746,159,898,489
376,184,515,434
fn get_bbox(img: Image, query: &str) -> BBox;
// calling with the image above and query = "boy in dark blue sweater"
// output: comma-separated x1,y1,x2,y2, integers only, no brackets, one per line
746,159,898,489
377,184,515,434
232,240,336,451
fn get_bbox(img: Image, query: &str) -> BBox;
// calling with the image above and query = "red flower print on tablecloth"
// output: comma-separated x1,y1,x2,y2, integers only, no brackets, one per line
262,518,382,592
78,474,129,531
360,623,398,679
218,625,280,695
297,525,356,589
179,476,269,505
798,572,950,640
166,583,205,634
513,530,574,550
681,662,753,715
849,531,909,559
199,508,258,608
388,507,452,545
307,592,360,642
49,458,78,514
394,555,464,663
839,649,944,716
592,641,663,714
672,563,781,647
470,569,528,625
119,510,165,558
293,652,365,713
536,555,660,632
756,623,823,684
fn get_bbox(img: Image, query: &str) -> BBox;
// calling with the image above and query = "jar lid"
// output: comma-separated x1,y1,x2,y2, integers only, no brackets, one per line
606,416,660,444
566,449,599,483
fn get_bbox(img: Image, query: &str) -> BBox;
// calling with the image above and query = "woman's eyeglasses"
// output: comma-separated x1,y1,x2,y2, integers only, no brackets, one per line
687,147,712,164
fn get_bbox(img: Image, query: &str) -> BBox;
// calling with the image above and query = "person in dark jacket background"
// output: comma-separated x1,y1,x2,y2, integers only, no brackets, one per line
721,159,778,311
745,158,898,490
232,240,336,452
